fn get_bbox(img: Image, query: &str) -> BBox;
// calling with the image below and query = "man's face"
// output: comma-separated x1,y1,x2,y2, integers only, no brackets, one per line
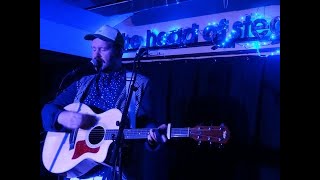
91,38,118,71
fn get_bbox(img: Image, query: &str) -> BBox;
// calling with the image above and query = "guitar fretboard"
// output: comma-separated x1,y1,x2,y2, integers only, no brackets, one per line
104,128,190,140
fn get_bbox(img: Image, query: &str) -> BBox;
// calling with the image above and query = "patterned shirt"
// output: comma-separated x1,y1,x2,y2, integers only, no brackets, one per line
81,68,126,113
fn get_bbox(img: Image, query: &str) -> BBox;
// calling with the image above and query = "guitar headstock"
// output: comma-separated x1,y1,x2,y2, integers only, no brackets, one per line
189,124,230,144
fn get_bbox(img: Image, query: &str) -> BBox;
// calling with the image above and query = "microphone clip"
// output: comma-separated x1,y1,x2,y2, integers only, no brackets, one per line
135,47,148,59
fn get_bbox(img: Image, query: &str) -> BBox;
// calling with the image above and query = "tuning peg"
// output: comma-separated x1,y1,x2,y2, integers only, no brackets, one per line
217,143,224,149
219,123,225,130
209,141,213,148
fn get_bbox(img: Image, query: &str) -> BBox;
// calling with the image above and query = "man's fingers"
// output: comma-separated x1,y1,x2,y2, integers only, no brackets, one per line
161,134,167,143
159,124,167,129
148,126,168,144
149,129,155,139
80,114,98,129
148,129,157,145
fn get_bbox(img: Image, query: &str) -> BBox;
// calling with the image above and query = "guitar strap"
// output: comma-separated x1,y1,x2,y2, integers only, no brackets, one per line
126,71,136,128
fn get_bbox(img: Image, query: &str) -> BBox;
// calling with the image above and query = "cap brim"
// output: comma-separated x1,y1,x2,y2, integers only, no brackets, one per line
84,34,114,42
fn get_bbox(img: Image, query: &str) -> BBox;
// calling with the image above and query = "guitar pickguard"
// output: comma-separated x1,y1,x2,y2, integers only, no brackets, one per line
72,140,100,159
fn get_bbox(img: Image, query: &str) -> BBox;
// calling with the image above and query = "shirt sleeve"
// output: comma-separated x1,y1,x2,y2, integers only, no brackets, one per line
136,79,158,128
136,79,166,151
41,81,78,132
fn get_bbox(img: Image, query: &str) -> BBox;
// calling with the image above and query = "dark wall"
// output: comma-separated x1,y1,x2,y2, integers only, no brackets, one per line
40,50,92,105
40,49,280,180
133,55,280,180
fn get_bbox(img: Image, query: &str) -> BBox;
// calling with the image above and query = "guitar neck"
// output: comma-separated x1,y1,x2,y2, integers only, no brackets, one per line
105,128,190,140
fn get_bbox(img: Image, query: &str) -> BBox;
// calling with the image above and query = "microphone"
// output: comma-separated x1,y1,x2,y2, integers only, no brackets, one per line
56,59,96,96
135,47,148,58
70,60,96,75
91,58,102,72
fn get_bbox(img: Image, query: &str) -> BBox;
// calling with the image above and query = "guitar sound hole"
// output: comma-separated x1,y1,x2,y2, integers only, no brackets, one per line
88,126,105,145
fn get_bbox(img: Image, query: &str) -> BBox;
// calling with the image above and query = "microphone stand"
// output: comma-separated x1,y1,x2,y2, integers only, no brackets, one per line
56,70,77,96
56,60,97,96
110,49,146,180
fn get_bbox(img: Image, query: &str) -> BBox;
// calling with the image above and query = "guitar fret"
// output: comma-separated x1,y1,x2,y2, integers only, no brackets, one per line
104,128,190,139
104,129,150,140
171,128,189,138
124,129,149,139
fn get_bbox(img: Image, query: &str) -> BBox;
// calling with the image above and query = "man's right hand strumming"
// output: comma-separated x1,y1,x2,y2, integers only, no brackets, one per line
57,111,98,130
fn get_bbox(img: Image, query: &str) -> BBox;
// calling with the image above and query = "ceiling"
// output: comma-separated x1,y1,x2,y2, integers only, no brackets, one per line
62,0,280,25
64,0,192,17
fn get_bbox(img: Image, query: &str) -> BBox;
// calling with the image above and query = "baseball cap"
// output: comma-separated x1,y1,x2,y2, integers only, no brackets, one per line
84,25,124,48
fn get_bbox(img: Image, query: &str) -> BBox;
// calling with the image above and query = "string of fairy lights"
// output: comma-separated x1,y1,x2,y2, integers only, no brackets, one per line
124,11,280,57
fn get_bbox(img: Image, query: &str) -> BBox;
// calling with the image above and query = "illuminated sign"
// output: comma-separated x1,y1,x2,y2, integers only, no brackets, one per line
120,7,280,51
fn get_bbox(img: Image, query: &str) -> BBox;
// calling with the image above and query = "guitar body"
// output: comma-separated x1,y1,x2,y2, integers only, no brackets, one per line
42,103,122,178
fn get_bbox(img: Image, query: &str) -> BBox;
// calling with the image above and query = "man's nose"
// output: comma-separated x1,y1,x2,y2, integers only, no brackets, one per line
93,53,101,59
93,49,101,56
